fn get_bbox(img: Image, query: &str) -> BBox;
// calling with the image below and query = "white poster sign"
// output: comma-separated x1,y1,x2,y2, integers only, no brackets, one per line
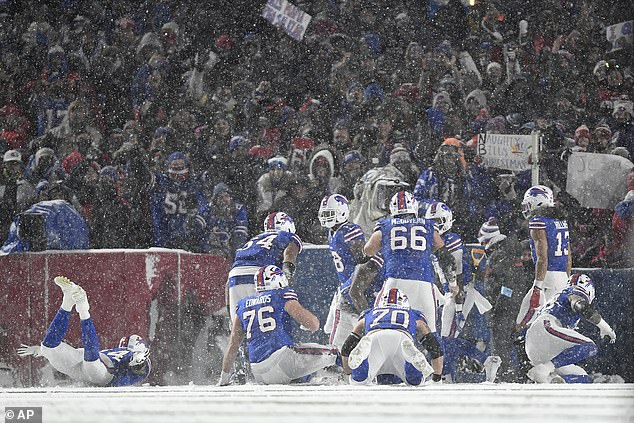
566,152,633,209
261,0,312,41
606,20,633,52
477,133,532,172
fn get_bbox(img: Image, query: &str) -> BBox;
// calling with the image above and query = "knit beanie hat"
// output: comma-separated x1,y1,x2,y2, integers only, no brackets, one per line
574,125,591,142
477,217,501,246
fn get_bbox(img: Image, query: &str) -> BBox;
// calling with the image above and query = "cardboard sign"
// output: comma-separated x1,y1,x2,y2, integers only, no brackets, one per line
261,0,312,41
606,20,633,52
566,152,633,209
477,133,532,172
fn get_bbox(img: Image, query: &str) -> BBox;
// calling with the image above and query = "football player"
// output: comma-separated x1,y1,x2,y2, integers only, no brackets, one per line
516,185,572,329
17,276,150,387
425,201,501,383
226,211,302,322
363,191,456,336
341,288,441,385
219,265,338,385
319,194,372,349
525,273,616,383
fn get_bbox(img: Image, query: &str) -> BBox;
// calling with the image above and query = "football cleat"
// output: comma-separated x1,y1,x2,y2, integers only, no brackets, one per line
401,339,434,380
527,361,556,383
72,286,90,315
483,355,502,383
54,276,81,296
348,336,372,370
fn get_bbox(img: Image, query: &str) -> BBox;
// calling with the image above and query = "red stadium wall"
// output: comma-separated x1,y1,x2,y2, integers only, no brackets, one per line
0,249,229,387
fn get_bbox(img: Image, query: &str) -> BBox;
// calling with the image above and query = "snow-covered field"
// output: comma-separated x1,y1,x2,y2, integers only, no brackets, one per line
1,384,632,423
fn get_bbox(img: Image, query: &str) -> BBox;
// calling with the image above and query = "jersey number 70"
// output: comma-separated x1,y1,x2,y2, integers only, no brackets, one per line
370,308,410,329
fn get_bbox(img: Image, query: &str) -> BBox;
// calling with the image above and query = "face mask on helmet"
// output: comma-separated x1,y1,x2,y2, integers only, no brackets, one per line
119,335,151,372
319,194,350,228
378,288,410,309
568,273,595,303
521,185,554,218
254,265,289,292
389,191,418,217
263,211,296,233
424,201,454,234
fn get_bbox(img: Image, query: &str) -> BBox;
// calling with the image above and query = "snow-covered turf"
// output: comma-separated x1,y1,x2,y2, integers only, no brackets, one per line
1,384,633,423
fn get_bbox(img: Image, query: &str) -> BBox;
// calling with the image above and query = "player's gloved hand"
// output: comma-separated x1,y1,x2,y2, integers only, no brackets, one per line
528,286,543,310
218,370,232,386
17,344,41,357
599,324,617,344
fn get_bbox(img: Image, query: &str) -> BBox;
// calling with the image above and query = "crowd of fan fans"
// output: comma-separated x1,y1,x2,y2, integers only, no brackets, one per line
0,0,632,266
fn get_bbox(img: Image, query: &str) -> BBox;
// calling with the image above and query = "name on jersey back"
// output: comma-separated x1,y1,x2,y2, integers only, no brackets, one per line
246,294,272,308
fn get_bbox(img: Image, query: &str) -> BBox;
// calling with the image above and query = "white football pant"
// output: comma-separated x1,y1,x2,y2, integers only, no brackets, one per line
349,329,420,385
516,271,568,326
324,291,359,349
39,342,113,386
525,314,593,367
250,343,338,384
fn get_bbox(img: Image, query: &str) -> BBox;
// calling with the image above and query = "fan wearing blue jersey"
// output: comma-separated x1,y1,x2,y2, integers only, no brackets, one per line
363,191,456,334
341,288,441,385
525,274,616,383
425,202,500,383
17,276,151,387
226,211,303,322
516,185,572,329
219,265,338,385
149,152,209,252
319,194,372,349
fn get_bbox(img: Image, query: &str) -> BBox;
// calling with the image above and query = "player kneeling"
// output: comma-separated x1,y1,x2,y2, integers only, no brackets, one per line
341,288,443,385
219,265,338,385
525,273,616,383
17,276,151,387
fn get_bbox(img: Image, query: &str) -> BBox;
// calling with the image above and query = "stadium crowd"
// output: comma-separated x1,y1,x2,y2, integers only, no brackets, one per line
0,0,632,262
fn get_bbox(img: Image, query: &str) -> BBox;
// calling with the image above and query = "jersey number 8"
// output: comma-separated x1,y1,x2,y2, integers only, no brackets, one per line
390,226,428,251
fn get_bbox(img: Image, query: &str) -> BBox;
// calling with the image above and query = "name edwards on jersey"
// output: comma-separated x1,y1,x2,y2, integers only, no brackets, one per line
246,294,272,308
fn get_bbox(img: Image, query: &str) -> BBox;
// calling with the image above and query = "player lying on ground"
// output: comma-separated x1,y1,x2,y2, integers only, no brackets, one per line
219,265,339,385
17,276,151,387
341,288,443,385
426,201,501,383
525,273,616,383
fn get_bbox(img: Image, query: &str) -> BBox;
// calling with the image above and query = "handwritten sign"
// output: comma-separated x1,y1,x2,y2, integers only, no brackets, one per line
477,133,532,172
566,152,633,209
262,0,312,41
606,20,633,52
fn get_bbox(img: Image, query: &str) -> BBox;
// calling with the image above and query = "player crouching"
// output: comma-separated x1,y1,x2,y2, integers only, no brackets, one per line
17,276,151,386
219,265,339,385
525,273,616,383
341,288,443,385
